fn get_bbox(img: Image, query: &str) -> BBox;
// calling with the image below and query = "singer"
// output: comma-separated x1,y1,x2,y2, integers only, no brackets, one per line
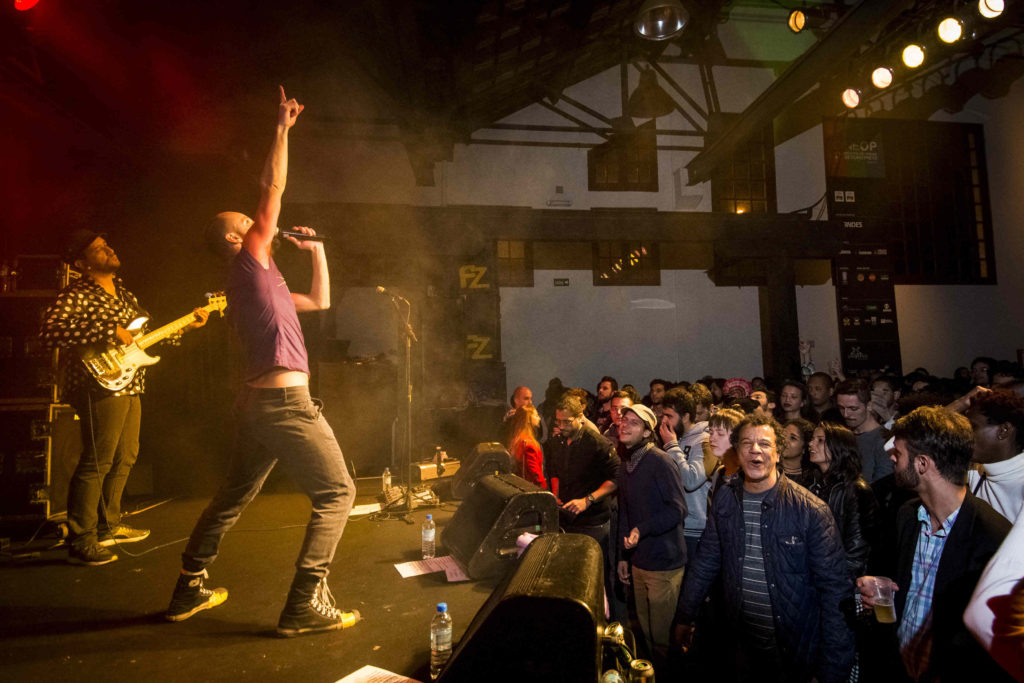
171,87,359,637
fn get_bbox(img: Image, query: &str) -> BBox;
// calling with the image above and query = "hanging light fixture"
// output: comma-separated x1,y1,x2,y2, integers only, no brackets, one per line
634,0,690,41
841,88,861,109
627,68,677,119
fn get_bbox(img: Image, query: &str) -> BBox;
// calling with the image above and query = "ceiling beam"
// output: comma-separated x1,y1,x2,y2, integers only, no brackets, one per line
685,0,915,184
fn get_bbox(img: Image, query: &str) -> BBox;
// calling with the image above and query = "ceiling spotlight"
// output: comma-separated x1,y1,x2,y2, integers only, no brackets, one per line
978,0,1004,19
14,0,41,9
841,88,861,109
788,10,807,33
871,66,894,89
902,44,925,68
938,17,964,43
627,68,677,118
634,0,690,41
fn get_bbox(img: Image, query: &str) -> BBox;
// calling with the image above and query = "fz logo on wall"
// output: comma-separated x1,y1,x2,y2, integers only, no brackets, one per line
459,265,490,290
466,335,493,360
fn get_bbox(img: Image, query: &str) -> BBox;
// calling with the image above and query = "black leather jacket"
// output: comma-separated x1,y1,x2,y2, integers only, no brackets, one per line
810,475,882,579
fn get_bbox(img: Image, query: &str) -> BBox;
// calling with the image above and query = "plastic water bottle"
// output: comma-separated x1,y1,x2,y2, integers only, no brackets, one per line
382,467,391,492
430,602,452,680
422,514,436,559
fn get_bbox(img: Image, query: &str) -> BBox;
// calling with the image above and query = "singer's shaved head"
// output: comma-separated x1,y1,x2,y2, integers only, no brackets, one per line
205,211,252,259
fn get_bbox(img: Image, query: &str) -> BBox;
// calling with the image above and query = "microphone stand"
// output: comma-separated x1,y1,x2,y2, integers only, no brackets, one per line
385,293,418,512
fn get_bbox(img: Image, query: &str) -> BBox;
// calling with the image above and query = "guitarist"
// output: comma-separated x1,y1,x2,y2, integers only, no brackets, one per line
41,231,209,566
165,87,359,638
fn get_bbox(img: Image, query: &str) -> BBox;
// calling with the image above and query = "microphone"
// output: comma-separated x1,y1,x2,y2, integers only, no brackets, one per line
376,286,409,303
277,228,329,242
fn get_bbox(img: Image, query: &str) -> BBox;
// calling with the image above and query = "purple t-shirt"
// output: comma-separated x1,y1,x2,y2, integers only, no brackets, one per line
227,249,309,380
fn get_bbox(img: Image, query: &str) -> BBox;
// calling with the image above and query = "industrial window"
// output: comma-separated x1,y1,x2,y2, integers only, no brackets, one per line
709,115,777,215
496,239,533,287
593,241,660,286
587,121,659,192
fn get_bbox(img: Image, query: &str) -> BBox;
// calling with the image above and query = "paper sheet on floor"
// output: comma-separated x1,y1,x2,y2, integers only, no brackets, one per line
335,664,422,683
350,503,382,517
394,555,469,582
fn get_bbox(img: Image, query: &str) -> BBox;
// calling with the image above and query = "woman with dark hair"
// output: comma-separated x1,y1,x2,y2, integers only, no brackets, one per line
781,417,817,489
506,405,546,489
808,422,881,578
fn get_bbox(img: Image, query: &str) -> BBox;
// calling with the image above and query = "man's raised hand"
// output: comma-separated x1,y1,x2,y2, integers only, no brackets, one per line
278,86,304,128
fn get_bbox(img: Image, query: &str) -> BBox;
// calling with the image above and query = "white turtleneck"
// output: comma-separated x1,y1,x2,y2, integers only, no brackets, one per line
968,451,1024,522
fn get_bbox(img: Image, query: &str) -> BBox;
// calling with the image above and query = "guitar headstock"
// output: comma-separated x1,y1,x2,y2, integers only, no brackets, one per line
206,291,227,317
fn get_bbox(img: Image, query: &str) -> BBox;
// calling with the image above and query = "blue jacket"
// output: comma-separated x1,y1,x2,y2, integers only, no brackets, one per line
676,474,855,683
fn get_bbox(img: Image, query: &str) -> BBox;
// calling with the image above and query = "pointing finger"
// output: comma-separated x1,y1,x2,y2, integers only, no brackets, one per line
279,85,286,103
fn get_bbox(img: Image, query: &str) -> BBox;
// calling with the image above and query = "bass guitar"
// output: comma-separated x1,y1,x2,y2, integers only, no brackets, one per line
79,292,226,391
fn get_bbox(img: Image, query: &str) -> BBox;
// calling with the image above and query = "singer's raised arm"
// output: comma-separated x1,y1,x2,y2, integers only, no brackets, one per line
244,86,304,266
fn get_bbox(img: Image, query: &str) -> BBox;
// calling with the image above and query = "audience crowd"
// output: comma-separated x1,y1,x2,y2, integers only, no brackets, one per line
500,356,1024,682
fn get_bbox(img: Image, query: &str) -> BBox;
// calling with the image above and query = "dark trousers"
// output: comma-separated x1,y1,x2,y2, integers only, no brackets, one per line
182,385,355,580
68,393,142,549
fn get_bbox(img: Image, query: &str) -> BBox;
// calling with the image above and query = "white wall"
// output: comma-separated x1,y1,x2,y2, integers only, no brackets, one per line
291,57,1024,386
501,269,764,394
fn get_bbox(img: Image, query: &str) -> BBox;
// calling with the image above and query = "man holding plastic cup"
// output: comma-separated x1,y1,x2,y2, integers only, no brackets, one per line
856,406,1011,682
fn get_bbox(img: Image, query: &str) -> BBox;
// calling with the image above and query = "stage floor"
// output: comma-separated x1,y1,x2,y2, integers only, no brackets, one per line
0,489,500,682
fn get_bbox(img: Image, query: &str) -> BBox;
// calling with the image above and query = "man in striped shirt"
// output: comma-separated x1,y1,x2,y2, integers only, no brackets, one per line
674,414,854,683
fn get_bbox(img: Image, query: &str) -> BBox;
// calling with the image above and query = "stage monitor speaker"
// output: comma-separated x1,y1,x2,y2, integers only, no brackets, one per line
442,473,559,580
451,442,510,499
438,533,605,683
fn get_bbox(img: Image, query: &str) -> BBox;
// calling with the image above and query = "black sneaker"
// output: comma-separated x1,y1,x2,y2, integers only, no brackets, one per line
68,543,118,566
98,524,151,547
166,570,228,622
276,577,360,637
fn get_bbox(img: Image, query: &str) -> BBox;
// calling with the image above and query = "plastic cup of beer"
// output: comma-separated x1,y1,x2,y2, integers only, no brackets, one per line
872,577,896,623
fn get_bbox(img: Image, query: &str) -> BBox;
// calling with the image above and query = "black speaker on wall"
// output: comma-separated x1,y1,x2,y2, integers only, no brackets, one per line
442,473,559,580
437,532,605,683
450,442,511,499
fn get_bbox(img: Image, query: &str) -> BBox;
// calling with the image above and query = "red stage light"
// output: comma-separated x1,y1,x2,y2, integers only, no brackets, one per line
15,0,41,10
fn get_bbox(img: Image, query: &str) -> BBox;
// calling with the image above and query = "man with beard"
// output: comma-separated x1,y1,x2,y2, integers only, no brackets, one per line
857,406,1012,682
42,232,209,565
592,376,618,433
166,88,359,637
674,414,854,683
616,403,687,662
549,394,620,605
602,390,634,455
659,387,713,559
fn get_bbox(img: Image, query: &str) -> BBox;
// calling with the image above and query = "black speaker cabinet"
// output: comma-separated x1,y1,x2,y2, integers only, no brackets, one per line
451,442,511,499
438,532,605,683
442,473,559,579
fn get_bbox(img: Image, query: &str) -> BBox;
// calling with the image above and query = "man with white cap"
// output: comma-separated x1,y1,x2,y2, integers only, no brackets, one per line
616,403,687,662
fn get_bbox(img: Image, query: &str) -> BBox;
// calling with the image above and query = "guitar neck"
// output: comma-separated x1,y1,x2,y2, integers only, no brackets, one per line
134,303,218,350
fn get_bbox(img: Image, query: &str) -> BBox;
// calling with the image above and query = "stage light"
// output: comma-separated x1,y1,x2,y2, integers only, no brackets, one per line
627,69,677,119
902,44,925,68
788,10,807,33
938,17,964,43
978,0,1004,19
841,88,861,108
871,66,894,89
634,0,689,41
14,0,41,10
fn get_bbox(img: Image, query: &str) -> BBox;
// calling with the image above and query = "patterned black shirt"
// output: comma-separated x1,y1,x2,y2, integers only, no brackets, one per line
40,276,151,398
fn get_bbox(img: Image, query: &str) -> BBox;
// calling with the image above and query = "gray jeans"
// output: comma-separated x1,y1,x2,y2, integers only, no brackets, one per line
68,393,142,549
182,385,355,579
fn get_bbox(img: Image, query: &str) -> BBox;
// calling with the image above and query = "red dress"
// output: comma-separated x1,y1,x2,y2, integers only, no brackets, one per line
513,439,546,490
